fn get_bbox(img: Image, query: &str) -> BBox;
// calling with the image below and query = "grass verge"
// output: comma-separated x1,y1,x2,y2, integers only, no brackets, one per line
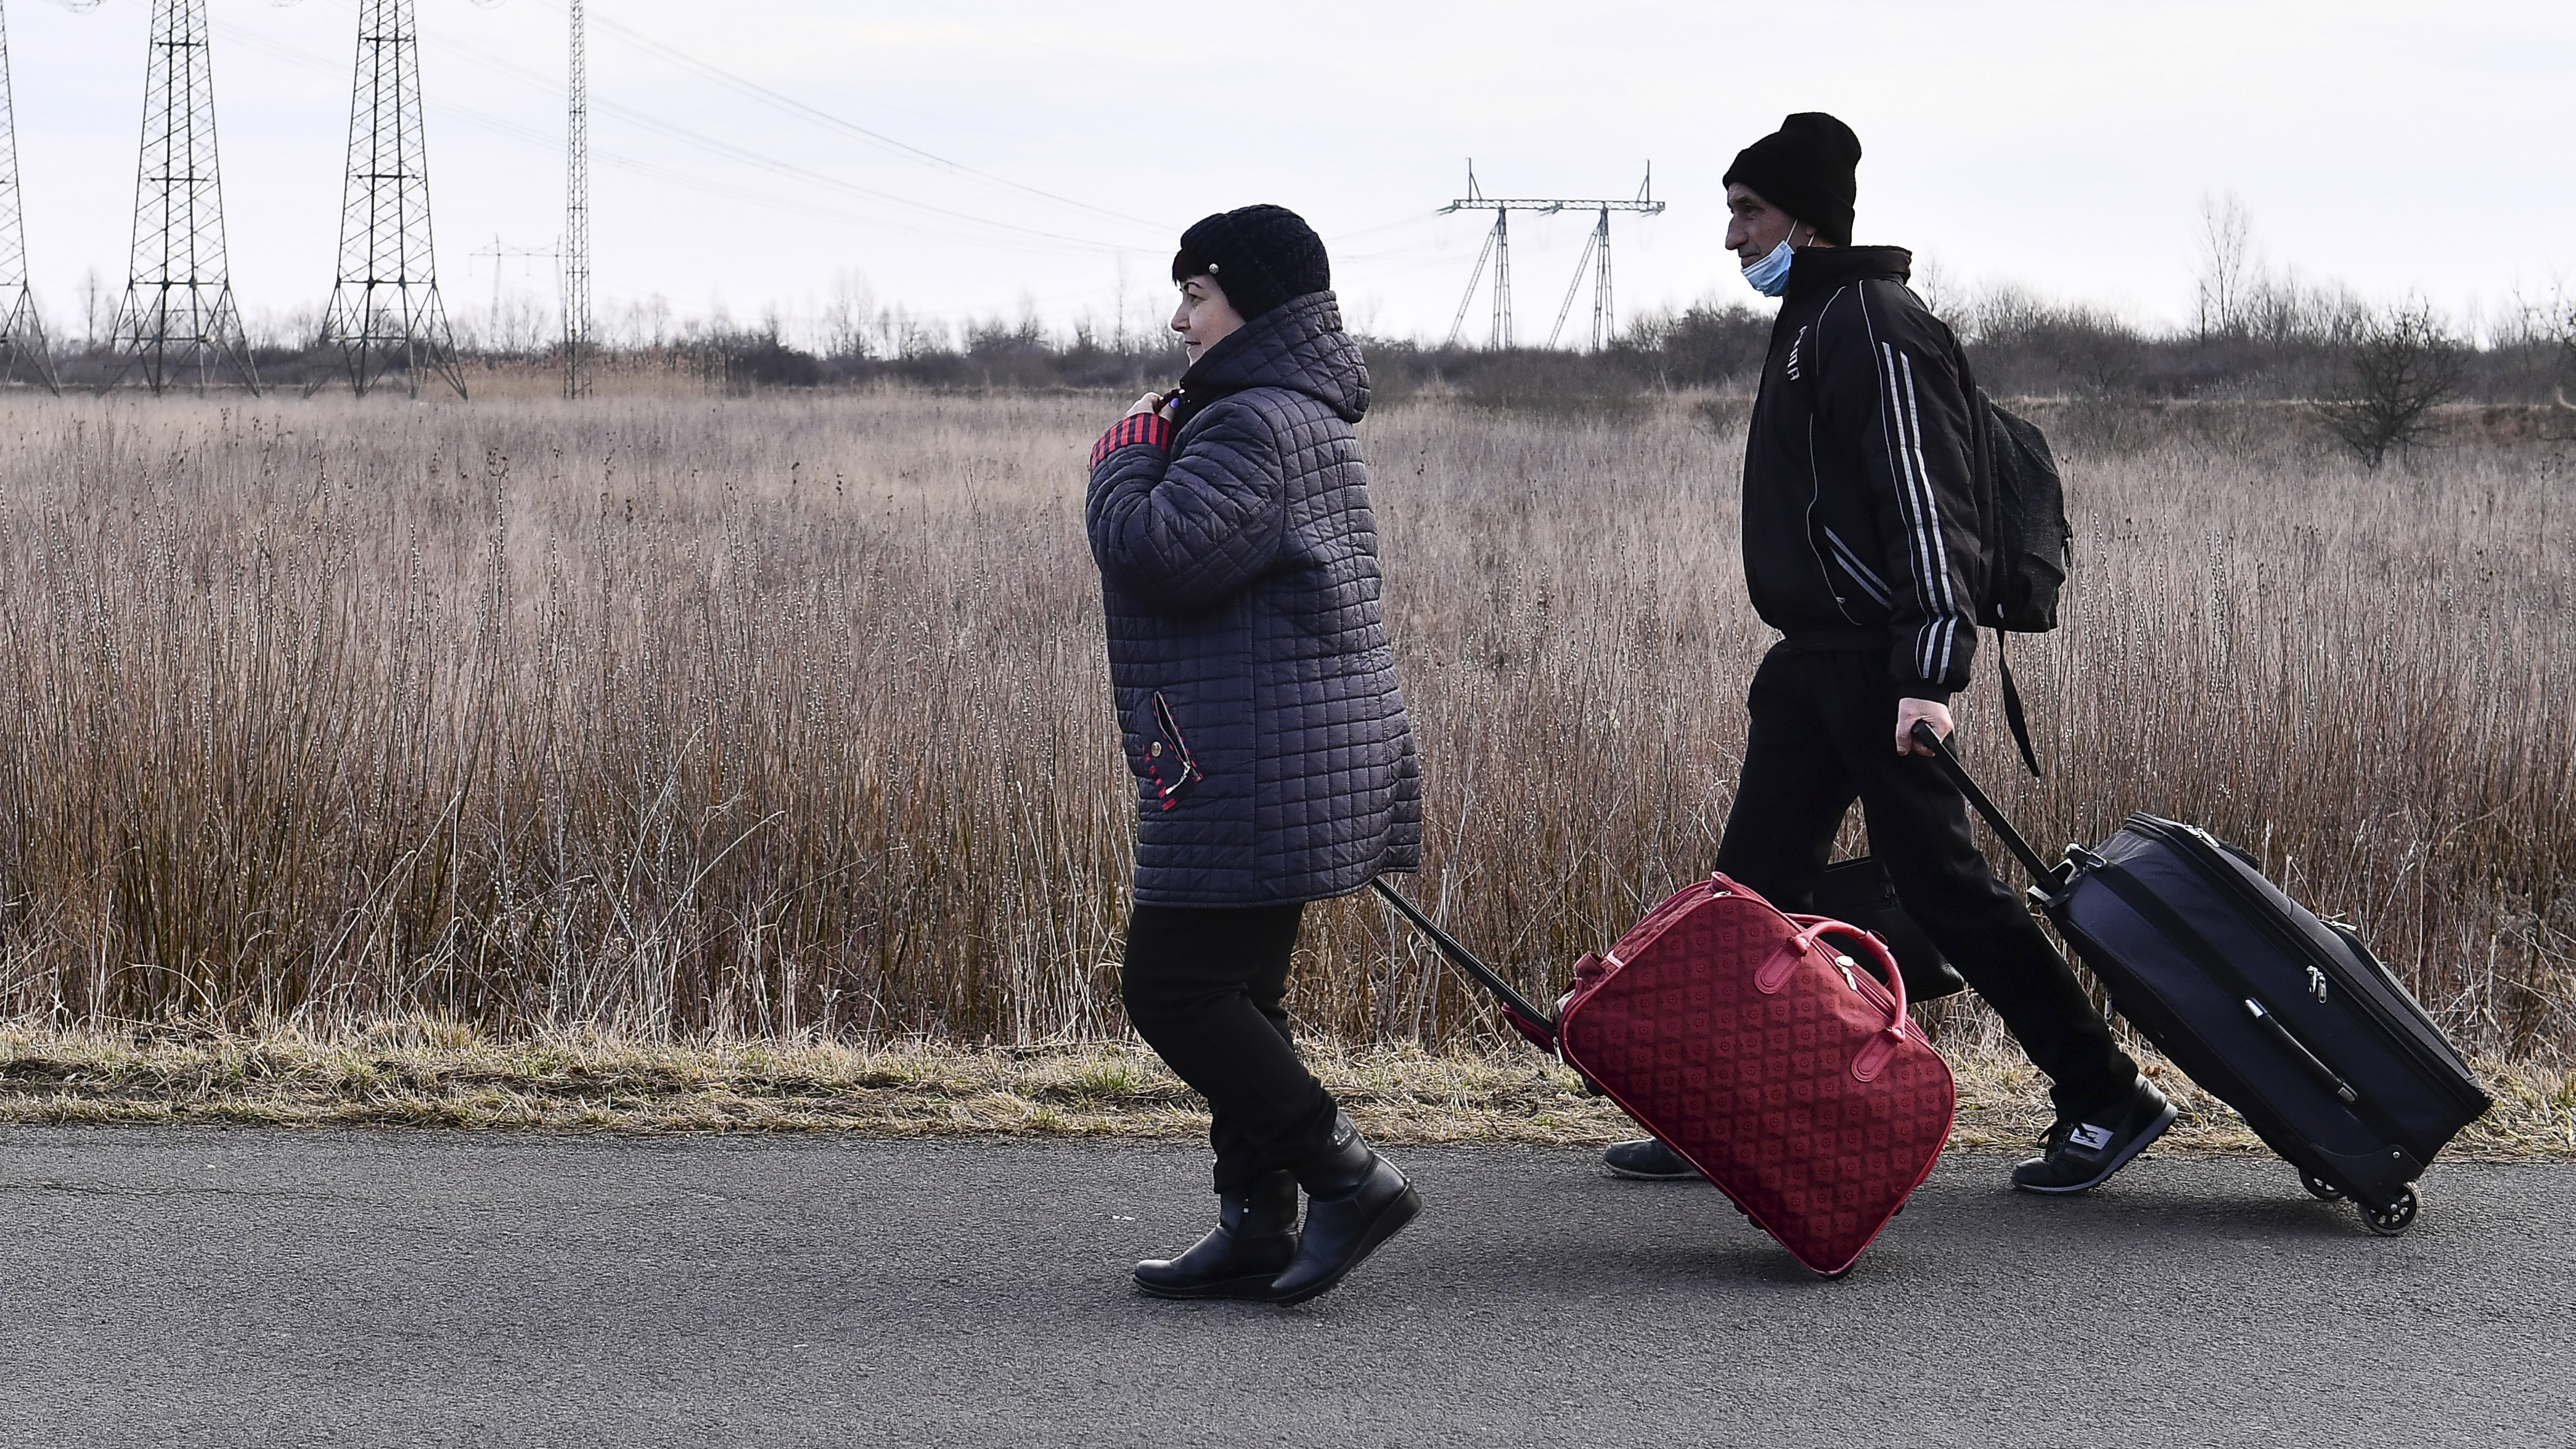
4,1022,2570,1159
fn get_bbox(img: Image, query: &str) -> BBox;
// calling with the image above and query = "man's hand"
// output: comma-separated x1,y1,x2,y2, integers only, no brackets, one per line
1896,697,1953,757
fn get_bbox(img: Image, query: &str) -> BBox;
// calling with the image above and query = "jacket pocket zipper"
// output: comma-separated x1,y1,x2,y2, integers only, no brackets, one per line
1144,692,1204,811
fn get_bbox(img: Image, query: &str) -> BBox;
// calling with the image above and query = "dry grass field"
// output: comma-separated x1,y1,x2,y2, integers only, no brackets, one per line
3,1020,2568,1157
0,388,2569,1074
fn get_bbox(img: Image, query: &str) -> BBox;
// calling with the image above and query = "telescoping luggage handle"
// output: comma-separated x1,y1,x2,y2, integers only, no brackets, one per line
1916,724,2408,1120
1368,877,1919,1059
1365,879,1558,1047
1910,720,2066,889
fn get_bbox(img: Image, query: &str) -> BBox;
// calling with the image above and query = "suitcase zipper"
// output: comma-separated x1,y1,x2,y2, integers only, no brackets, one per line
2118,819,2488,1119
1602,880,1723,969
2243,996,2358,1104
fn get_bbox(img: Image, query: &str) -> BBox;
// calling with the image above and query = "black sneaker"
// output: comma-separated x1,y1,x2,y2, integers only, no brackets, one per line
2010,1077,2177,1194
1601,1138,1697,1180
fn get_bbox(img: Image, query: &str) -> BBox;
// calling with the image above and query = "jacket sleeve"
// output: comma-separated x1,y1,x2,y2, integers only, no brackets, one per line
1085,398,1289,612
1812,281,1984,699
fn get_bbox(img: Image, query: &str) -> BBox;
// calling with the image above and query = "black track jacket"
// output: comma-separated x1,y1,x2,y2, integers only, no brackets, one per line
1741,245,1982,701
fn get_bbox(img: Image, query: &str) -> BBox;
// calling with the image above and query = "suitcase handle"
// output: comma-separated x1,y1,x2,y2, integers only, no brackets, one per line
1790,918,1910,1038
1909,720,2067,889
1366,878,1558,1047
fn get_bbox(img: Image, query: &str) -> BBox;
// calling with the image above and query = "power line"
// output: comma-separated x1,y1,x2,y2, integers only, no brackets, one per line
266,6,1162,258
216,20,1127,266
540,0,1177,237
573,89,1146,255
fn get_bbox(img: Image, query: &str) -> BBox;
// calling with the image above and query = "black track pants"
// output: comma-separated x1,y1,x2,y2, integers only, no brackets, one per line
1121,902,1338,1192
1714,643,2140,1119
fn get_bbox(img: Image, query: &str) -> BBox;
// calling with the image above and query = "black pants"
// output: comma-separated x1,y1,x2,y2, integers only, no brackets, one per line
1715,643,2138,1117
1121,902,1338,1192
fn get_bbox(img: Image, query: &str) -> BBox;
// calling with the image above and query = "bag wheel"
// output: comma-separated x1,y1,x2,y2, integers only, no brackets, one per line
2361,1183,2420,1237
2300,1170,2346,1202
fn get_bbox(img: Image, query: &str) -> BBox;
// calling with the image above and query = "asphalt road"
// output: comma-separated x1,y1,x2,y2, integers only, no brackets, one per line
2,1129,2569,1448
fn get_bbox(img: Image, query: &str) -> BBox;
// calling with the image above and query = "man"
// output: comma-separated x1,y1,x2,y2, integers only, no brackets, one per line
1601,113,2173,1193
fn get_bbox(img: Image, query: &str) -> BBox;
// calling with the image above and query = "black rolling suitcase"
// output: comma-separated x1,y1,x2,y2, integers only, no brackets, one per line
1911,723,2491,1235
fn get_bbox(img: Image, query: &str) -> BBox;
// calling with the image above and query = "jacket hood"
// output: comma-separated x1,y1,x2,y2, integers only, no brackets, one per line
1783,245,1913,302
1179,291,1369,424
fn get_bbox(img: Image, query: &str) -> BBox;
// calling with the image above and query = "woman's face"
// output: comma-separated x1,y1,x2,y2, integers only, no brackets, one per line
1171,275,1245,364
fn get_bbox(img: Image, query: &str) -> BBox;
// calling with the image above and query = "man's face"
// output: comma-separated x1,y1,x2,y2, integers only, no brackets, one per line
1725,183,1804,265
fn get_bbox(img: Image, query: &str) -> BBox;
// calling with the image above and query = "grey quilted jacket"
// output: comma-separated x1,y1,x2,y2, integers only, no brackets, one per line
1086,292,1423,907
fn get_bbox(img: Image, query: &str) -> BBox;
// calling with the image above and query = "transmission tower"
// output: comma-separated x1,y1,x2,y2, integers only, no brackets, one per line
108,0,257,395
0,1,55,393
470,233,558,351
319,0,464,399
1443,163,1664,351
562,0,591,398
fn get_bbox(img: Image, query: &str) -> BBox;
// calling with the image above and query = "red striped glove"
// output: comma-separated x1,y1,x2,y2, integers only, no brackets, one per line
1089,413,1174,470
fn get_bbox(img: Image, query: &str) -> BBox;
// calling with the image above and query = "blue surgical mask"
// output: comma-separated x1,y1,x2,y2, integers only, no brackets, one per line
1741,235,1797,297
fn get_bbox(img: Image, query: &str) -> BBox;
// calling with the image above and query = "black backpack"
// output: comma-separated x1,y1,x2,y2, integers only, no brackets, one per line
1968,387,2072,635
1962,374,2072,777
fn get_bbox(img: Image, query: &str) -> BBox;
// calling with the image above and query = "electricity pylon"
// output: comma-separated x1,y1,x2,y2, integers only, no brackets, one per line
319,0,464,398
0,0,56,393
108,0,257,395
562,0,591,398
469,234,558,351
1442,164,1664,351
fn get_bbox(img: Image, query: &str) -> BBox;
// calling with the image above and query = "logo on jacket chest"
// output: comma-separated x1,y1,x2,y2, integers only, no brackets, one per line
1784,324,1809,382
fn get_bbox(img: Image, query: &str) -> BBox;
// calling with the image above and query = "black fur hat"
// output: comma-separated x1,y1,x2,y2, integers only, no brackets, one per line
1171,205,1330,319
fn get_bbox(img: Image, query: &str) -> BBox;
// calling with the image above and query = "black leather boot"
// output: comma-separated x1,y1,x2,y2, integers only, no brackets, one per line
1132,1170,1301,1300
1265,1112,1421,1306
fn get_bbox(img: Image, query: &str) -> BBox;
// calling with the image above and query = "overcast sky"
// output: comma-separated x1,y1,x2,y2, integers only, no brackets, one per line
7,0,2574,349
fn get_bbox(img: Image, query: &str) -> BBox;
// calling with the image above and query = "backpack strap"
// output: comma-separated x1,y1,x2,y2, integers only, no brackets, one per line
1994,631,2043,779
1956,335,2044,779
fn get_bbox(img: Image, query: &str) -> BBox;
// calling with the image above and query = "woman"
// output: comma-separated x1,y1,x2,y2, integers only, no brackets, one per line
1086,205,1423,1305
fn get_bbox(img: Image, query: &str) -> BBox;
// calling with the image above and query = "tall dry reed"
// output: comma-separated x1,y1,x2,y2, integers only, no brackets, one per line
0,392,2567,1058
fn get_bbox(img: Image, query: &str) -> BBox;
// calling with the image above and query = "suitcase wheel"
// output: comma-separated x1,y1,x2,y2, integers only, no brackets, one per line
2361,1183,2421,1238
2299,1170,2347,1203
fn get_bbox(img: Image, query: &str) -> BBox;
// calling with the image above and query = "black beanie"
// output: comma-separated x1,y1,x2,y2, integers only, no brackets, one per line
1171,205,1330,320
1723,112,1862,247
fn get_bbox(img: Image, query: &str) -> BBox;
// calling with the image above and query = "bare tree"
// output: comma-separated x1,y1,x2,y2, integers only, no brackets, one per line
2319,300,2464,467
820,271,874,361
2195,192,2255,339
2552,287,2576,411
79,268,105,353
1911,255,1956,321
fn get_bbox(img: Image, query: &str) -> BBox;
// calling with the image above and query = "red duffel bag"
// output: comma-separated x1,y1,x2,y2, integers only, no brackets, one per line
1373,872,1957,1278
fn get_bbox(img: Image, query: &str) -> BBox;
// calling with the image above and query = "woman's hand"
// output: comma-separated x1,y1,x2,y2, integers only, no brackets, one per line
1125,392,1166,419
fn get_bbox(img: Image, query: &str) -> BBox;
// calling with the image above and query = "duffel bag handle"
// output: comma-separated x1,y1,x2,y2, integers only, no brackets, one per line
1788,916,1909,1039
